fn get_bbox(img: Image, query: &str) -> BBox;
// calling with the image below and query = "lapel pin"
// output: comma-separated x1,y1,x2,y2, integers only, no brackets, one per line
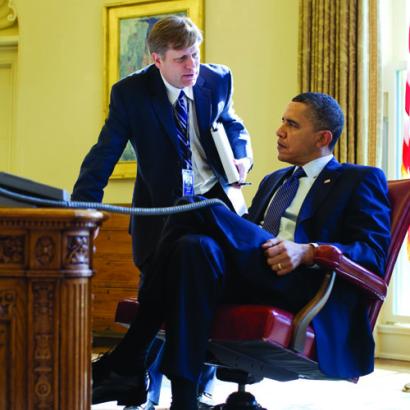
324,179,331,184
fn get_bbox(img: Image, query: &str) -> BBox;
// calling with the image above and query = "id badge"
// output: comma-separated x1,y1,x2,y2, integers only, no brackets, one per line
182,169,194,196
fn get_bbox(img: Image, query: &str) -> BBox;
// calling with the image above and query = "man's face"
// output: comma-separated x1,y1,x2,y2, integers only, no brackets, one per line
276,102,329,165
152,43,200,89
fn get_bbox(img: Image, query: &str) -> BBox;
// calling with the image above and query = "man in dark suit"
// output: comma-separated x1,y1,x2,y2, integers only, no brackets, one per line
90,92,391,410
72,16,252,268
71,15,252,408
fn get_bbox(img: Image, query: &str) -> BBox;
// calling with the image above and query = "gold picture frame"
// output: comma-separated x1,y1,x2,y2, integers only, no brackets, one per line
104,0,204,179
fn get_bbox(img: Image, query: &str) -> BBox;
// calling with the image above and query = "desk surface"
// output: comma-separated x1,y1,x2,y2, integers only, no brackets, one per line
0,207,105,220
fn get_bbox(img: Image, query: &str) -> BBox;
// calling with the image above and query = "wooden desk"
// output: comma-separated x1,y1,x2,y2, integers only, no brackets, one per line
0,208,105,410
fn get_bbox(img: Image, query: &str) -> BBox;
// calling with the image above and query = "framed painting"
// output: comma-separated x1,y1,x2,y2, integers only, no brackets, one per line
104,0,204,179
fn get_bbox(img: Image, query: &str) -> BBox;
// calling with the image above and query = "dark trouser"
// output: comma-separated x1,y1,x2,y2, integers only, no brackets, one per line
146,337,216,404
125,197,323,384
143,183,228,399
112,186,233,381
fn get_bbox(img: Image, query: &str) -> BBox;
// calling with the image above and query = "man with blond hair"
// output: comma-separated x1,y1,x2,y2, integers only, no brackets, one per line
72,15,252,410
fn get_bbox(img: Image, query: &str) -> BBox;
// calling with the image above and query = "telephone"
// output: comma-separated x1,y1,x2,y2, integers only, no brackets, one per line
0,172,70,207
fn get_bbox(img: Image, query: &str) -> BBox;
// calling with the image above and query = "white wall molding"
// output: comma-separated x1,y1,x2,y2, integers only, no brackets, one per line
0,43,17,172
376,323,410,361
0,35,17,45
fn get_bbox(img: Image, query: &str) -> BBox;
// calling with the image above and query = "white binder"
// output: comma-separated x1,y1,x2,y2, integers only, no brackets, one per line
210,123,241,184
210,123,247,215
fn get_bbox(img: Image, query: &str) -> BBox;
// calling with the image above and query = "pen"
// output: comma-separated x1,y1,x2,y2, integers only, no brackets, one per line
230,182,252,186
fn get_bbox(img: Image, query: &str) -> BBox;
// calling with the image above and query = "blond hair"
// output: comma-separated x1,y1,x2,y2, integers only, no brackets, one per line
147,15,202,56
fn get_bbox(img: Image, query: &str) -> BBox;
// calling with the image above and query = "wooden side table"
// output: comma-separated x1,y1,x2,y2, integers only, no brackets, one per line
0,208,105,410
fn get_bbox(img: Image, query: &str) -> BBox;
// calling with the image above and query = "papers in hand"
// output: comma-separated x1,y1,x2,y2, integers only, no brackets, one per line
210,123,240,184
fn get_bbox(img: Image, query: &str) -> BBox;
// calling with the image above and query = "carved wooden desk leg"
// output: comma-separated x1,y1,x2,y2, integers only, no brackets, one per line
0,209,105,410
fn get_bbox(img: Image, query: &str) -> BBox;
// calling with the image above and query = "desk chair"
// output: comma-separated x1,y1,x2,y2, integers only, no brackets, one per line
115,179,410,409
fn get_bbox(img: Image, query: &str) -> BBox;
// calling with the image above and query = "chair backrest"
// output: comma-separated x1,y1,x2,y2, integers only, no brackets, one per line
369,178,410,325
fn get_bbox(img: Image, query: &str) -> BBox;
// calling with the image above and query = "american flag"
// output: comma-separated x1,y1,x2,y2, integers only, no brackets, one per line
404,27,410,177
403,26,410,258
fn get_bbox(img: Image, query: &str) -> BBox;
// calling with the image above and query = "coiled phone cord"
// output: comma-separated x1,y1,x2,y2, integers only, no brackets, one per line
0,186,227,215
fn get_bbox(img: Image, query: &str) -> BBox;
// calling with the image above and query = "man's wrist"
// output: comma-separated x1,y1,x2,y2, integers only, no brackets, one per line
304,243,319,266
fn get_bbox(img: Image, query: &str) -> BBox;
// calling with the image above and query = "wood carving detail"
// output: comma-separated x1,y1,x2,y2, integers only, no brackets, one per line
0,327,6,347
66,235,89,265
35,236,55,266
0,324,10,407
0,290,15,407
0,235,24,264
0,289,16,320
32,282,54,407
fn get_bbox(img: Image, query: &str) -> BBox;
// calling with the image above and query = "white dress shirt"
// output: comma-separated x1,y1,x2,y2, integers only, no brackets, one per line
161,75,218,194
263,154,334,241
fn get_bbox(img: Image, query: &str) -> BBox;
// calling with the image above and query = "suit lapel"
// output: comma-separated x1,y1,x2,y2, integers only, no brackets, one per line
193,75,214,155
147,67,182,157
296,158,343,226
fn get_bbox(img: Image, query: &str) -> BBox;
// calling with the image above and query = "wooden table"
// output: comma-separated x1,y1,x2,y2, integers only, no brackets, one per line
0,208,105,410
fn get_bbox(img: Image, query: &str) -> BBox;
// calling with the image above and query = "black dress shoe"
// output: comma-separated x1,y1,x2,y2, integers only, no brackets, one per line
92,351,113,384
92,369,148,405
123,399,156,410
92,351,147,406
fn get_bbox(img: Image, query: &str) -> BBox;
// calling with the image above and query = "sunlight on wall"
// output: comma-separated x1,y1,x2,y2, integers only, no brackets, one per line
9,0,298,204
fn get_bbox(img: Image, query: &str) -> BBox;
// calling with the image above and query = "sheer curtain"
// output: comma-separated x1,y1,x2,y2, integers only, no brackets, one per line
299,0,381,166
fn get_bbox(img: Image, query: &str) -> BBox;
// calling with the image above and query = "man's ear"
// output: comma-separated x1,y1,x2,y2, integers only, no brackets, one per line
152,52,161,69
317,130,333,148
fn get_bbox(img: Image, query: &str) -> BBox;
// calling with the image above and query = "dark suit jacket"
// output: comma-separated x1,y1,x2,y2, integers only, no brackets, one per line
72,64,251,267
246,158,391,378
137,158,390,380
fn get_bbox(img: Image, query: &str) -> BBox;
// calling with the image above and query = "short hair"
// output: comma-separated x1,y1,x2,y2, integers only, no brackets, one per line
292,92,344,149
147,15,203,56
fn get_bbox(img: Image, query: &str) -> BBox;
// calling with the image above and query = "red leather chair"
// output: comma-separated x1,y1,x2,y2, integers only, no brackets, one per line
115,179,410,409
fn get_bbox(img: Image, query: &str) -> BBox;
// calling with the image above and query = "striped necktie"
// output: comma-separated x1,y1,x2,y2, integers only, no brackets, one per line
174,91,192,170
262,167,306,236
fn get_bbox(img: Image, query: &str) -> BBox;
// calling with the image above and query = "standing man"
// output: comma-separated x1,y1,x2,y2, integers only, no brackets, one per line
72,15,252,409
90,92,391,410
72,15,252,268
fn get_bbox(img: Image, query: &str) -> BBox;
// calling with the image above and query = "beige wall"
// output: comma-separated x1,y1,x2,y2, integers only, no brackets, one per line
7,0,298,204
205,0,299,203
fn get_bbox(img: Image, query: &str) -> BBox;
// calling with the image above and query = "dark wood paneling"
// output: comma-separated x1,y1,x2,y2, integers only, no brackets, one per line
92,211,140,336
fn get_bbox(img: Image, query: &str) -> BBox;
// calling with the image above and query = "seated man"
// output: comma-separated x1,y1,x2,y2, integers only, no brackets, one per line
92,92,391,410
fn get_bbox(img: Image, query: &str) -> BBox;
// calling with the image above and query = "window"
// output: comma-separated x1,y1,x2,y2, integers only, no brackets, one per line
381,0,410,325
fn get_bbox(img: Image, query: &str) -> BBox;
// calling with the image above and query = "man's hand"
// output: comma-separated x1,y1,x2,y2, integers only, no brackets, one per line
261,238,315,276
233,158,251,184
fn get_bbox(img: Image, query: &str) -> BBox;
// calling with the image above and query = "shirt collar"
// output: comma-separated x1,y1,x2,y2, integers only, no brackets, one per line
299,154,334,178
160,73,194,104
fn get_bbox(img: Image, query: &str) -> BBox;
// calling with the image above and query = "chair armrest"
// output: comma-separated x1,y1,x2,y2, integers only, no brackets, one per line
291,245,387,353
292,271,336,353
313,245,387,301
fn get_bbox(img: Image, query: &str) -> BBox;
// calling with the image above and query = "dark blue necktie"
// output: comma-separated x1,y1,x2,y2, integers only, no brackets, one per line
174,91,192,170
262,167,306,236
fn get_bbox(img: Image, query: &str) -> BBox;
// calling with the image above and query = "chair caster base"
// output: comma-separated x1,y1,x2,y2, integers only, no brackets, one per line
213,391,267,410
